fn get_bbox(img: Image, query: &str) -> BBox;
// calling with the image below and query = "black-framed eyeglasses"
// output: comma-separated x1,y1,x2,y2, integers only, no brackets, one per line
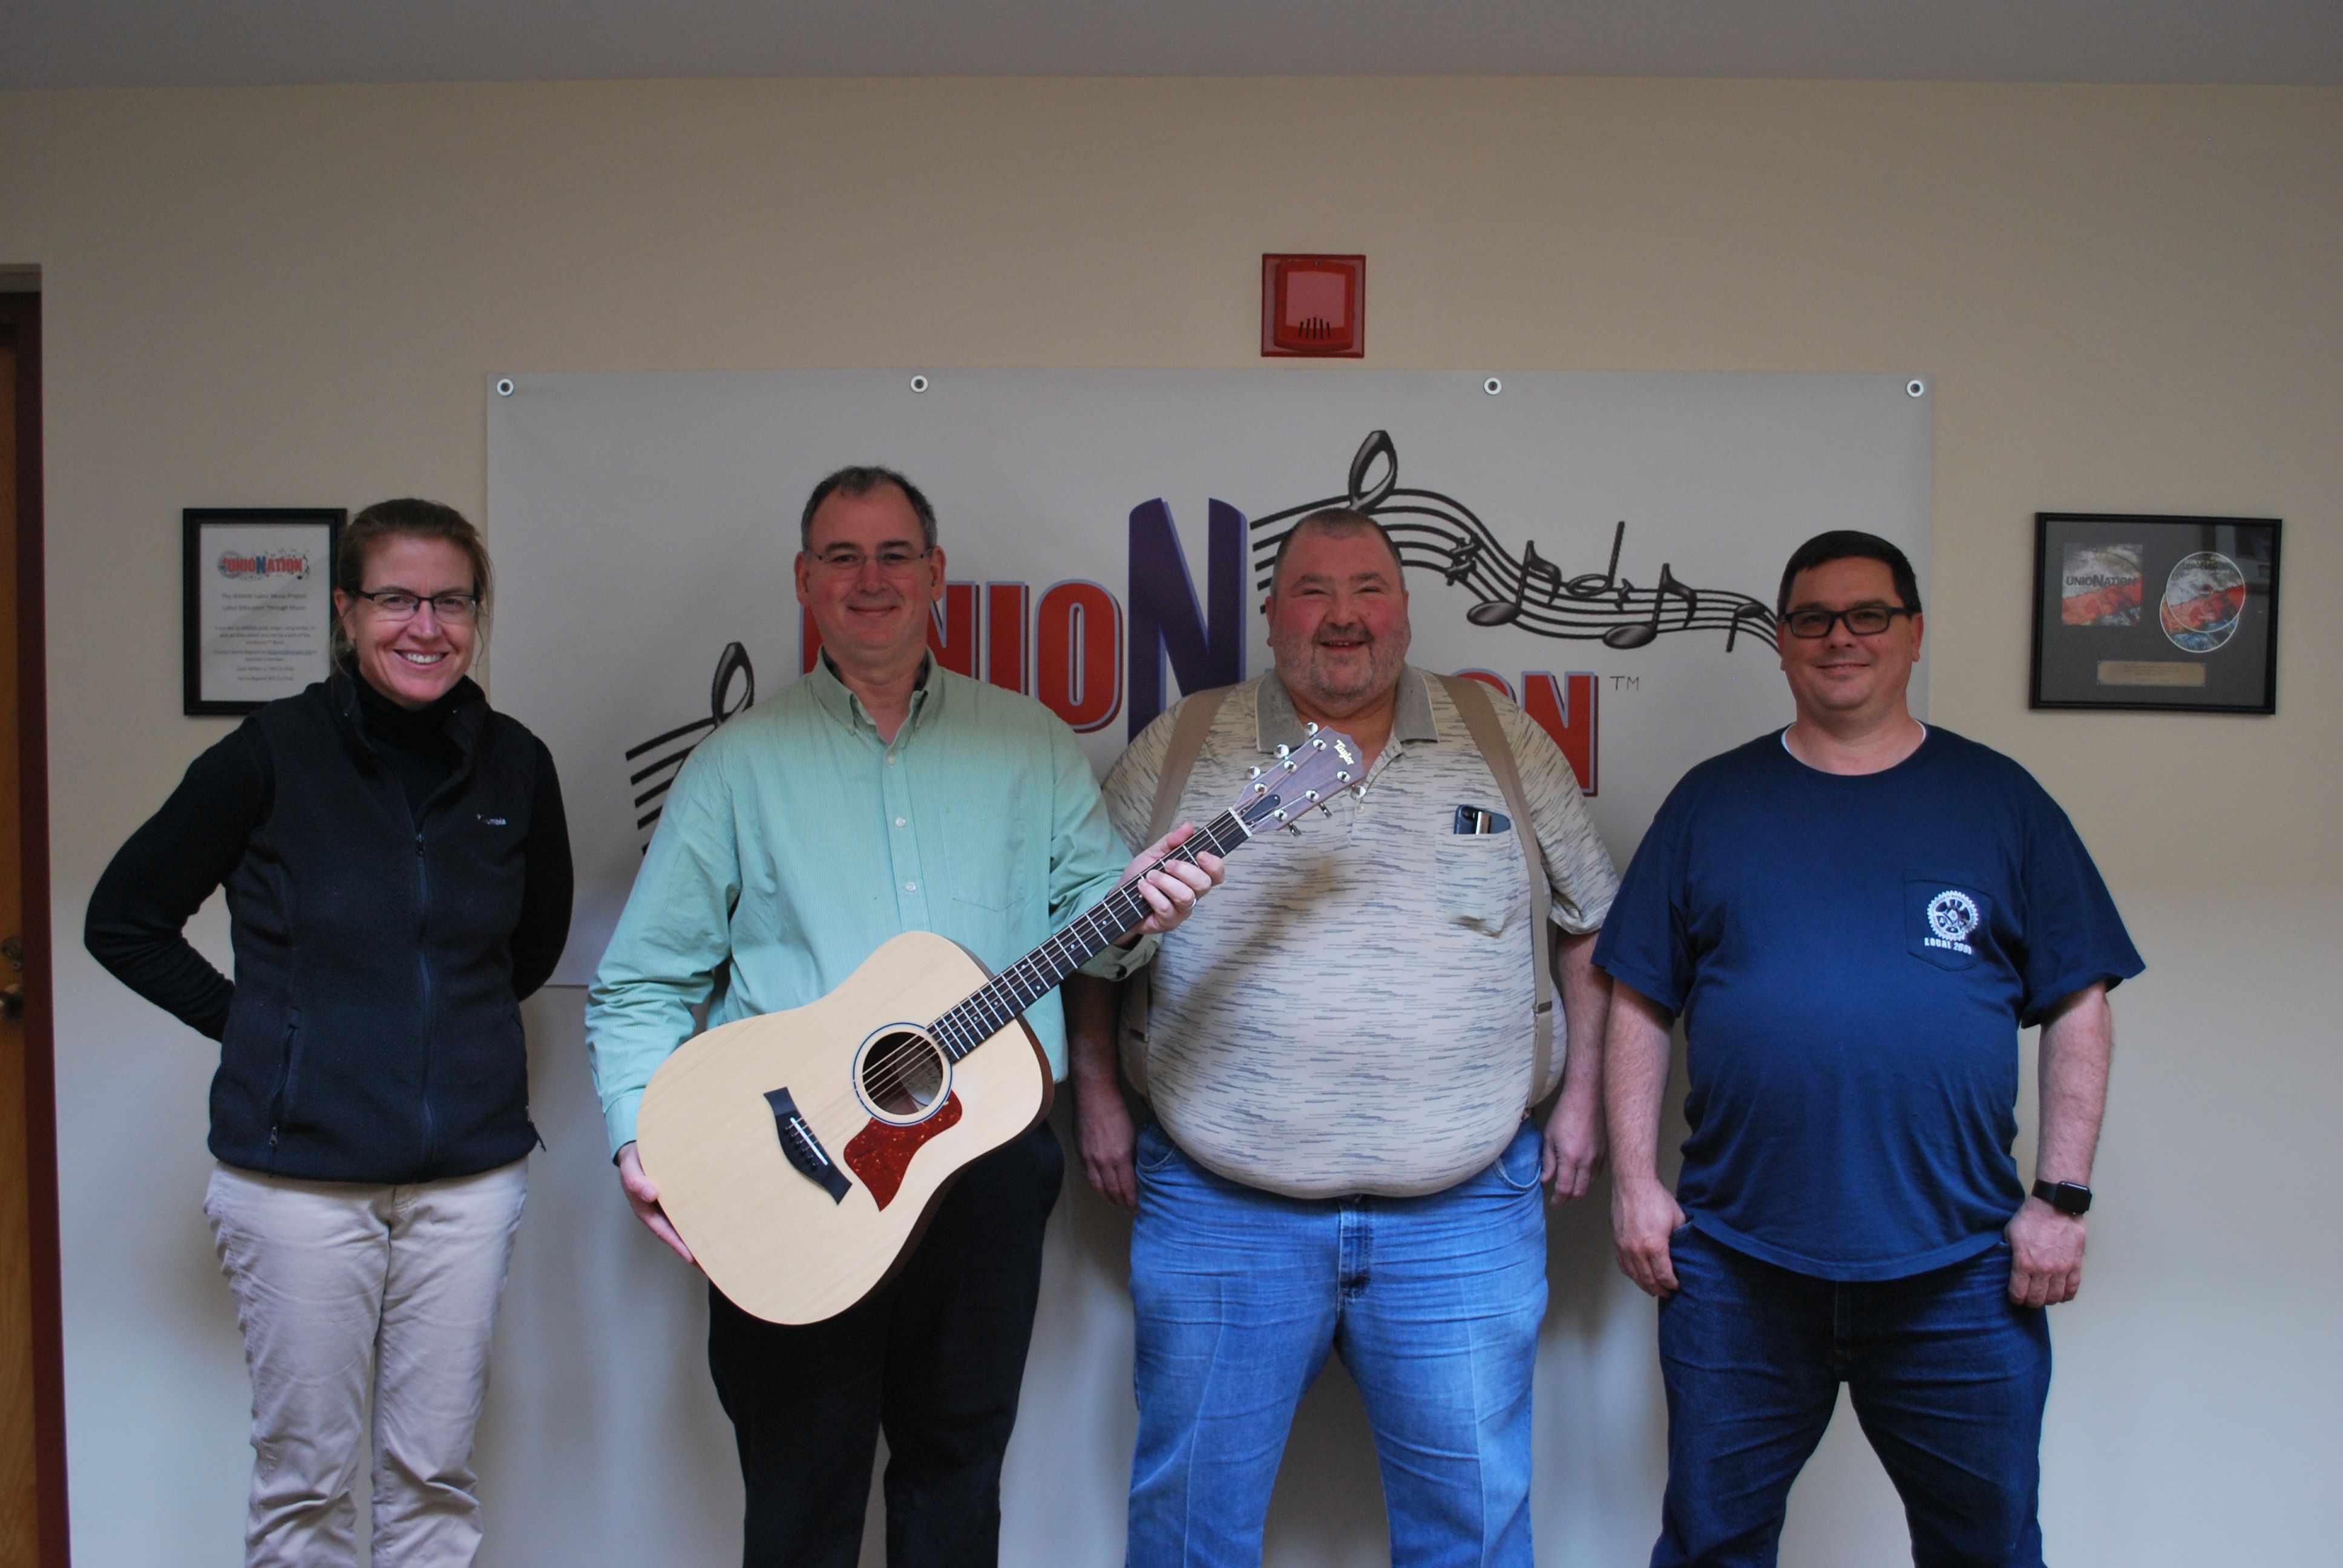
350,588,482,624
1781,604,1915,639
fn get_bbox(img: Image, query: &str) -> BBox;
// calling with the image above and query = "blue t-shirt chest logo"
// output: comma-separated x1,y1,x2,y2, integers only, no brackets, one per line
1923,889,1982,955
1906,874,1993,972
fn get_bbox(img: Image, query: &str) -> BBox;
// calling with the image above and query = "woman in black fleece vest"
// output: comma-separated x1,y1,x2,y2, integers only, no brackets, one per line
87,498,571,1567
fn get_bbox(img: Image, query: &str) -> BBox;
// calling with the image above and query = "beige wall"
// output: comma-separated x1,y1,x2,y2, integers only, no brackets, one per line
2,77,2336,1566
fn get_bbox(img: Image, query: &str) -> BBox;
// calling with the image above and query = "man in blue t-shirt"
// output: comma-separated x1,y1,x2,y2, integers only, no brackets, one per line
1597,531,2143,1568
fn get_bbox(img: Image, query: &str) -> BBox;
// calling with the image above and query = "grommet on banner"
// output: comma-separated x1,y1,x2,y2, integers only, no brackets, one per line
910,375,929,393
495,378,516,397
1906,379,1925,397
1483,377,1502,396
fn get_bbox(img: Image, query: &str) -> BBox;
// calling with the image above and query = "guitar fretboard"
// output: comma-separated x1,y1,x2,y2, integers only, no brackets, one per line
928,807,1256,1062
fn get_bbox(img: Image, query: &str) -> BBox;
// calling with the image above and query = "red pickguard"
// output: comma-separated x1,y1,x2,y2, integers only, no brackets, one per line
842,1093,965,1211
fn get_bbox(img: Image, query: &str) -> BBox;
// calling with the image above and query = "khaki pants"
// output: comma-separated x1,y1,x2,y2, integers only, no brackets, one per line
204,1158,528,1568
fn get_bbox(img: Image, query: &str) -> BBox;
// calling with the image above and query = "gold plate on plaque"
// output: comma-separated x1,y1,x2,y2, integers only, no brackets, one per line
2097,660,2207,688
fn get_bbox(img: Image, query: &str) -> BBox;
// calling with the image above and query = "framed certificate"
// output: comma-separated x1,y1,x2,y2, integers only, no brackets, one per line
2030,513,2281,714
183,509,345,716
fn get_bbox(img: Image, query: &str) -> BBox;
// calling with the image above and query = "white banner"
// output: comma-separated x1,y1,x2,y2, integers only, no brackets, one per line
489,370,1930,984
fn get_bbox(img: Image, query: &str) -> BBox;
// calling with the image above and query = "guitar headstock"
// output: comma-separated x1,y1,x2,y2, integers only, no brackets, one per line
1233,724,1366,835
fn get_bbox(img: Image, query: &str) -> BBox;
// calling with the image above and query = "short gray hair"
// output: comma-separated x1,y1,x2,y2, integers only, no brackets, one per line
1268,507,1406,595
799,466,938,552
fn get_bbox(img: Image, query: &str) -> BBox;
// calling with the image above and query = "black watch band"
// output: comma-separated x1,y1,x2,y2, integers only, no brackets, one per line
2032,1179,2092,1215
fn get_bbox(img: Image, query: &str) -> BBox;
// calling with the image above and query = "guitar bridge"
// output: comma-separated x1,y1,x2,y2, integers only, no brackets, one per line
764,1086,851,1203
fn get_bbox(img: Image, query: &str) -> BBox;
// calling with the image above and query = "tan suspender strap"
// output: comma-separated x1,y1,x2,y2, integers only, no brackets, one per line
1145,685,1236,844
1121,685,1236,1100
1435,675,1558,1110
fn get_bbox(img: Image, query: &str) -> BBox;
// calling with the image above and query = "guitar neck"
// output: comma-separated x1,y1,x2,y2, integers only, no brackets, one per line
929,807,1254,1062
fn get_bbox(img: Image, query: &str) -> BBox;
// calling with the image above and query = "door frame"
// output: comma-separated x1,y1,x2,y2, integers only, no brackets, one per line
0,287,68,1568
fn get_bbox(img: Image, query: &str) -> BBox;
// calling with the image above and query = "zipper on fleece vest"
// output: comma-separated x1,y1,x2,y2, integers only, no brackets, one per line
263,1013,303,1166
415,823,437,1171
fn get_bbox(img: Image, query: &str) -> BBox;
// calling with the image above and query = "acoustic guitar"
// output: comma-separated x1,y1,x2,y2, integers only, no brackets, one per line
634,723,1364,1324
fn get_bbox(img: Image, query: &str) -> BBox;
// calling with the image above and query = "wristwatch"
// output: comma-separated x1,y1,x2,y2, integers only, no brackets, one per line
2031,1179,2092,1216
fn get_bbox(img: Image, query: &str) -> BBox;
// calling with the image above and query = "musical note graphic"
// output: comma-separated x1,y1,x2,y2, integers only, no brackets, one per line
1251,432,1778,653
626,640,756,837
1565,523,1631,607
1470,541,1564,624
1440,536,1483,586
1523,541,1563,606
1468,578,1525,626
1604,564,1702,649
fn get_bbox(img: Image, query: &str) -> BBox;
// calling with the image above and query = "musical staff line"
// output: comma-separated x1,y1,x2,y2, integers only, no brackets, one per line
1251,431,1778,653
626,640,757,835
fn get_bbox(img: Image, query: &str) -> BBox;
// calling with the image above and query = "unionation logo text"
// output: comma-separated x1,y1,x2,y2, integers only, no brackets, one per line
217,550,312,581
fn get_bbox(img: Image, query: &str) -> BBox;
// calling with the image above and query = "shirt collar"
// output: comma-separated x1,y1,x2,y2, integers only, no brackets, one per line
808,650,937,737
1253,666,1440,754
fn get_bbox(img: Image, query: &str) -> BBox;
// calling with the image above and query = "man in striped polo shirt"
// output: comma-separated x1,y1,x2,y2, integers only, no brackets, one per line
1067,507,1619,1568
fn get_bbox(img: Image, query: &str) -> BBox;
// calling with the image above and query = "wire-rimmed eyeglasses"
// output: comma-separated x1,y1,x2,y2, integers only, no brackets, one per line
349,589,482,624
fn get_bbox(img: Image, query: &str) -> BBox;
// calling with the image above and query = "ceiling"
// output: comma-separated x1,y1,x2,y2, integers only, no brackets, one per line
4,0,2339,89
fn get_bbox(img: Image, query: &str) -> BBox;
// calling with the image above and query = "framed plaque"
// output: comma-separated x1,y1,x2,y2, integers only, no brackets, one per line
183,508,344,716
2030,513,2280,714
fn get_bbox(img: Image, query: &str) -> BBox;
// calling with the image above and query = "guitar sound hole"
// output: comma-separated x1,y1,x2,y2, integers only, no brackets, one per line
861,1030,946,1116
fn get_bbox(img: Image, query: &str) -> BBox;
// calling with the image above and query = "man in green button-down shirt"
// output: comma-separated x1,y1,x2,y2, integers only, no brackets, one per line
587,466,1219,1568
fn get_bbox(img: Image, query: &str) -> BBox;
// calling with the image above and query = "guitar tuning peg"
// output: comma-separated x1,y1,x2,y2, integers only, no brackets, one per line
1247,765,1262,779
1304,722,1320,735
1303,789,1319,802
1286,823,1303,836
1271,808,1289,822
1317,803,1333,817
1275,744,1291,759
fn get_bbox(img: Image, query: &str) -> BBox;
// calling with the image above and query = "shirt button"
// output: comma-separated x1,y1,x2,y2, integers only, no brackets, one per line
905,881,917,892
894,817,907,828
887,755,898,766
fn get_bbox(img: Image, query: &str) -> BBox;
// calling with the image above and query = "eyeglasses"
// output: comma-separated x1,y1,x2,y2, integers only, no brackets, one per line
351,588,482,624
811,547,932,576
1781,604,1915,639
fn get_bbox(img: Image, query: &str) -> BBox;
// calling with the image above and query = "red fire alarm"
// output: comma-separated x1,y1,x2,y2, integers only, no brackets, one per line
1262,253,1364,358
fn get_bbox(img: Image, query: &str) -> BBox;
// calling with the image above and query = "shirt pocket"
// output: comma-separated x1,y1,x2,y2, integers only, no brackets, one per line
1436,834,1525,936
942,799,1031,912
1906,871,1993,972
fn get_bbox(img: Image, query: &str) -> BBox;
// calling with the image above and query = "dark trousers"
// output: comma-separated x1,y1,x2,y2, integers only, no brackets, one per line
1653,1225,2053,1568
707,1120,1064,1568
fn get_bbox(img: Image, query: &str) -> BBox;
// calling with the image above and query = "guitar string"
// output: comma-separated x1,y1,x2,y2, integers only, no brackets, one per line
854,884,1184,1108
853,809,1256,1108
857,780,1312,1105
851,801,1276,1108
859,868,1202,1105
924,810,1252,1048
847,746,1345,1109
859,756,1332,1107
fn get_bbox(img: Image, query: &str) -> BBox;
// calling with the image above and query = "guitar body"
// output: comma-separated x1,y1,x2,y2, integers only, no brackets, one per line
635,930,1052,1325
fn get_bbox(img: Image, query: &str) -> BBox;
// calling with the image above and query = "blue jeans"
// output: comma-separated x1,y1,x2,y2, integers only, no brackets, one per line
1653,1225,2052,1568
1126,1120,1547,1568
